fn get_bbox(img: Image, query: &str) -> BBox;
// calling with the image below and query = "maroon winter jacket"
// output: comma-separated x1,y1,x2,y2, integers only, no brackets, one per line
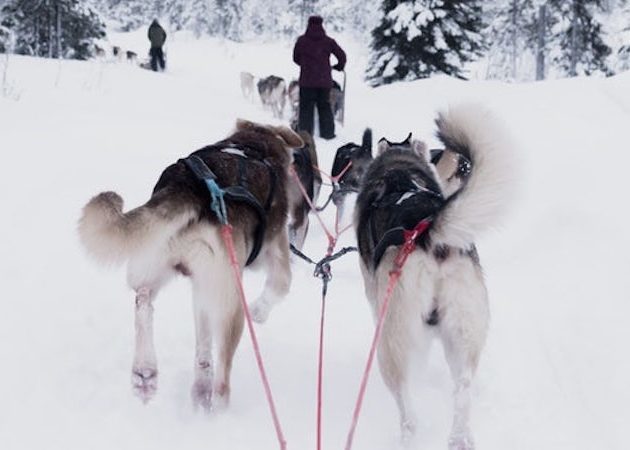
293,16,346,89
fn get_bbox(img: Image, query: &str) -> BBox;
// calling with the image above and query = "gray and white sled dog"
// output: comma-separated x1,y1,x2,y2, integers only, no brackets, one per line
354,104,515,449
330,128,373,222
78,119,304,411
257,75,287,119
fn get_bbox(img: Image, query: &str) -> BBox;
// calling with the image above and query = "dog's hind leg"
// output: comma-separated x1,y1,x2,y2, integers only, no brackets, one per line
212,287,244,410
128,249,175,403
132,286,159,403
289,206,309,251
186,236,221,412
438,261,489,450
250,230,292,324
377,300,421,444
191,281,214,412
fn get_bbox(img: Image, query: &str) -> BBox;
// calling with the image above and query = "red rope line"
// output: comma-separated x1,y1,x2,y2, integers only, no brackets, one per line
316,289,326,450
221,225,287,450
313,160,353,184
289,163,357,450
344,220,431,450
290,166,335,247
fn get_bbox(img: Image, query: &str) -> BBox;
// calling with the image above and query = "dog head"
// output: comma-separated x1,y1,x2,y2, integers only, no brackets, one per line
235,119,304,168
355,135,446,269
331,128,373,200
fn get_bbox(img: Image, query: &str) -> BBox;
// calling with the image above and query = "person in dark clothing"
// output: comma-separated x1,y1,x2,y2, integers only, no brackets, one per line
148,19,167,72
293,16,346,140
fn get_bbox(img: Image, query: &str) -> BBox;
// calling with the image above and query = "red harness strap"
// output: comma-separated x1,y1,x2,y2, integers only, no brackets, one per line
221,225,287,450
344,219,431,450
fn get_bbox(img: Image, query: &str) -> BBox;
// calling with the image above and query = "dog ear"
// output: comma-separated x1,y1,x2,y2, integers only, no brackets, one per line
273,125,304,148
403,132,412,145
236,118,257,131
377,137,390,156
411,139,428,158
298,130,315,150
361,128,373,156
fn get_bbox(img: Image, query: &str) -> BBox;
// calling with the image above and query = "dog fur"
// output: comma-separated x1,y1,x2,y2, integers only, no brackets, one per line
330,80,343,121
354,105,515,449
287,131,321,251
240,71,255,102
126,50,138,63
257,75,287,119
330,128,373,222
78,120,304,411
287,80,300,130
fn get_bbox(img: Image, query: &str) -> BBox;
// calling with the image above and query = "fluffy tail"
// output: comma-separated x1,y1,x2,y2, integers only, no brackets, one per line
77,191,197,266
431,104,518,248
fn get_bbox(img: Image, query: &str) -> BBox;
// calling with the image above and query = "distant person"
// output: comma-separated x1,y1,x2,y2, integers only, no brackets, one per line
148,19,167,72
293,16,346,140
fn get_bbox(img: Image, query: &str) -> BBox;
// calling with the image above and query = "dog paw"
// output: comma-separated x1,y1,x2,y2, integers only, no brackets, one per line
400,418,417,446
132,367,157,403
211,382,230,412
448,434,475,450
250,298,271,324
191,379,213,413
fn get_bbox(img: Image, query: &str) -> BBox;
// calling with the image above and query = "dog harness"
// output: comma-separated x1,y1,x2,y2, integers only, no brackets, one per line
183,147,276,266
366,169,444,268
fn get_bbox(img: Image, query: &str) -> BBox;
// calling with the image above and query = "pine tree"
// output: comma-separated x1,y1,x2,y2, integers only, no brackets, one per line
601,0,630,72
1,0,105,59
366,0,486,86
485,0,537,80
548,0,611,76
183,0,212,37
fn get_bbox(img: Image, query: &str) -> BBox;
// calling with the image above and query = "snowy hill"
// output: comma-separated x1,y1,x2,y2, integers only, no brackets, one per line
0,34,629,450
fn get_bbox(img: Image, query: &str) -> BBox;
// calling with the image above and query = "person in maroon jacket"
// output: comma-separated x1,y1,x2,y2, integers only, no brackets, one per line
293,16,346,140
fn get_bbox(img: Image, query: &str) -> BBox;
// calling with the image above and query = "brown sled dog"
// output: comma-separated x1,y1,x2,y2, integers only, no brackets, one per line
78,120,303,411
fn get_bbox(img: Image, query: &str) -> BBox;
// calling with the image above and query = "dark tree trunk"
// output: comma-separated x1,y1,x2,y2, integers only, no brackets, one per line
510,0,518,79
569,0,579,76
55,0,61,59
536,3,546,80
48,0,54,58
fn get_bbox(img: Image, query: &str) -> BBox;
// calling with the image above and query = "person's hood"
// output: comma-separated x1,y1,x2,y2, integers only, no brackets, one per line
305,16,326,39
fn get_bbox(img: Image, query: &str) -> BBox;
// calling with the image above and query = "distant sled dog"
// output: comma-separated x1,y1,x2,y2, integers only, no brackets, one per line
78,120,304,411
257,75,287,119
329,128,373,221
354,105,515,449
240,71,255,101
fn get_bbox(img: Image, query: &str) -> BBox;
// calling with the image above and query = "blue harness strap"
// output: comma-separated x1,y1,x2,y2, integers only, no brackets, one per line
184,155,228,224
183,154,268,266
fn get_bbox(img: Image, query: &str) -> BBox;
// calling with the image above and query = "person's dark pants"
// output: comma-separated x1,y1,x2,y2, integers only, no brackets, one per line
298,87,335,139
150,47,165,71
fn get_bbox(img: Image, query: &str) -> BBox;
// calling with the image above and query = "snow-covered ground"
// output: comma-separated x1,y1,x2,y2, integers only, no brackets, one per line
1,32,629,450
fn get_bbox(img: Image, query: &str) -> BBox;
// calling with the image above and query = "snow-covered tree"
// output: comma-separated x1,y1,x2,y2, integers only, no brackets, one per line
97,0,380,42
366,0,486,86
1,0,105,59
548,0,611,76
484,0,537,81
601,0,630,72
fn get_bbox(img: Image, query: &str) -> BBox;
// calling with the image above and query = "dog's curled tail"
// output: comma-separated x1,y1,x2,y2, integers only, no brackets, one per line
78,191,197,266
432,104,518,248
